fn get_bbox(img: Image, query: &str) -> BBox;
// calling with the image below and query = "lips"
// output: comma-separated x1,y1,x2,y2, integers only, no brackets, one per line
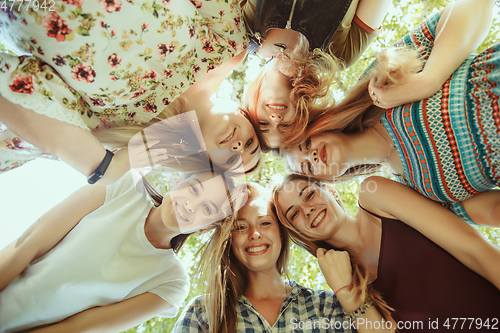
320,146,327,164
266,103,287,113
311,209,326,228
220,128,236,145
174,201,190,224
246,244,270,254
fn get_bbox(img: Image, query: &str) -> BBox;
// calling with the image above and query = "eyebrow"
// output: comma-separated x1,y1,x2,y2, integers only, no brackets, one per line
194,179,204,190
284,185,309,219
210,201,219,214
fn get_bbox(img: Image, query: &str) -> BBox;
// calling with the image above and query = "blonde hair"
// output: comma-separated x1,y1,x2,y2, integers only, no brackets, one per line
245,35,342,151
194,183,290,333
272,174,395,324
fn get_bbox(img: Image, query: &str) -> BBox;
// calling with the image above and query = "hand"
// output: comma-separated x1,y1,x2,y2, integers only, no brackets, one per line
316,248,353,293
128,138,169,171
368,71,437,109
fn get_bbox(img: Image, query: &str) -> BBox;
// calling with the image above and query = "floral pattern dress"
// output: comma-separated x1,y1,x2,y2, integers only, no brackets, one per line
380,12,500,225
0,0,247,171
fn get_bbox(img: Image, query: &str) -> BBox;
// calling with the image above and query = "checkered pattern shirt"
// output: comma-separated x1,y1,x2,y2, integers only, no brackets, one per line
172,280,355,332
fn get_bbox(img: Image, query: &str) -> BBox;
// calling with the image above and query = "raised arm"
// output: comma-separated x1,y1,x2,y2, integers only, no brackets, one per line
0,183,106,291
30,292,172,333
317,248,395,333
369,0,496,108
0,96,130,185
360,176,500,290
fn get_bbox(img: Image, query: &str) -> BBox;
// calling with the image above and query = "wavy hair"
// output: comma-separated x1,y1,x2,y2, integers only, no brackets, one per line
271,173,395,324
194,183,290,333
244,35,342,151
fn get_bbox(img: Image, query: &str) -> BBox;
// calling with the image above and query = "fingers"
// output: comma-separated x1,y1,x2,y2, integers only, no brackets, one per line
316,247,327,258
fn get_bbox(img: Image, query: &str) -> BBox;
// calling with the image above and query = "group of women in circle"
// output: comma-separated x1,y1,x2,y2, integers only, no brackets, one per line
1,0,500,331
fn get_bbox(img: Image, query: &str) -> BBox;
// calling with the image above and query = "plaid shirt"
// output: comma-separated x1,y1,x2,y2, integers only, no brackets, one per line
172,281,355,332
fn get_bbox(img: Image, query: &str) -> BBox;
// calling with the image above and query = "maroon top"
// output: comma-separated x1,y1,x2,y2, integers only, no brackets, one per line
366,209,500,332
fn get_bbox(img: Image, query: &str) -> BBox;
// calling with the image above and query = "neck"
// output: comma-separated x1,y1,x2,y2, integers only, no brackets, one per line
144,206,178,249
343,124,394,167
244,268,288,300
326,212,382,280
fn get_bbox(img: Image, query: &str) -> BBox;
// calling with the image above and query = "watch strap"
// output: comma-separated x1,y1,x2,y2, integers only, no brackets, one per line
87,149,114,184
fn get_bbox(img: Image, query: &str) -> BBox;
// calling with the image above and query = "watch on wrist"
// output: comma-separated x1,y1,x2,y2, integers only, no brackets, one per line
87,149,114,184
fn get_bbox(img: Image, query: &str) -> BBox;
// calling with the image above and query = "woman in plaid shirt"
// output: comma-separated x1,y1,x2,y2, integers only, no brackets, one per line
173,183,393,333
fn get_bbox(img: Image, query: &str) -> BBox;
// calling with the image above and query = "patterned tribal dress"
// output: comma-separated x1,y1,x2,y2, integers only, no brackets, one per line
381,12,500,224
0,0,247,171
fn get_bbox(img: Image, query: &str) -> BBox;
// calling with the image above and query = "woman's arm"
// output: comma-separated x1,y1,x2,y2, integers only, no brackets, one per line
0,96,129,185
355,0,391,31
369,0,496,108
317,248,394,333
0,183,106,291
360,176,500,290
30,292,172,333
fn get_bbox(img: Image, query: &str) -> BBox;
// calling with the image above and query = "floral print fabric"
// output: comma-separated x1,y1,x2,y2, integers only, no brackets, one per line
0,0,247,171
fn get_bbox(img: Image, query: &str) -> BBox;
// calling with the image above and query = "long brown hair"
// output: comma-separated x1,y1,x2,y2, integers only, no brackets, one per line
195,183,290,333
272,174,395,324
244,35,341,151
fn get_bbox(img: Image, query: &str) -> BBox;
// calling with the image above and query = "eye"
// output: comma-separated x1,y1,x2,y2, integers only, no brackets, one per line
305,137,311,150
280,123,291,128
203,204,212,216
245,138,253,148
303,161,314,175
226,155,238,165
261,221,271,226
306,190,315,201
190,184,198,195
233,224,247,232
291,209,299,221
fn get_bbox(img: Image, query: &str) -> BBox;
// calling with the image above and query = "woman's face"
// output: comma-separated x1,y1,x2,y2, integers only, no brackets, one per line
231,191,282,274
286,133,348,179
276,179,344,240
164,172,230,233
253,63,296,148
199,107,261,173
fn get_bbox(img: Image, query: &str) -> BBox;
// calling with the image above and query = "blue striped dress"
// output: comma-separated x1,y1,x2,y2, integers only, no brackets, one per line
381,12,500,224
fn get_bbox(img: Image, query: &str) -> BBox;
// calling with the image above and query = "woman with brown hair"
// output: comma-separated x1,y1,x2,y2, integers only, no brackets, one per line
173,183,395,333
273,173,500,332
285,0,500,226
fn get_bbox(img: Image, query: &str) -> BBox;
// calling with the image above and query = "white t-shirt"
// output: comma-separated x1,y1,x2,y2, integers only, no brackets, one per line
0,171,189,333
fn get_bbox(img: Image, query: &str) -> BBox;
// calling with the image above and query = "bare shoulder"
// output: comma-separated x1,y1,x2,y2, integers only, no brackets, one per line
359,176,399,219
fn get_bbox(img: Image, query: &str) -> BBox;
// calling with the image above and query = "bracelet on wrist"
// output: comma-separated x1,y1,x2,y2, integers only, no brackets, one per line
345,301,374,321
334,285,350,295
87,149,114,184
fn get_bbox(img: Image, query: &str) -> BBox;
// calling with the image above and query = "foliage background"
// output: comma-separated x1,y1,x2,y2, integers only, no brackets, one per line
124,0,500,331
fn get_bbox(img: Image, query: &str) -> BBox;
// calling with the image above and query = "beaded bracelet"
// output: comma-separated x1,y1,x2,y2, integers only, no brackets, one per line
345,301,374,321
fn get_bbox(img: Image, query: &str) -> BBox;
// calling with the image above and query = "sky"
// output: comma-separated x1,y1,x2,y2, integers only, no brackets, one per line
0,159,87,249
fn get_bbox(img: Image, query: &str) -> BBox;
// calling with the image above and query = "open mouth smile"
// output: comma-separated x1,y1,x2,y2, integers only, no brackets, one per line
320,147,328,164
220,128,236,145
174,201,190,223
246,244,270,254
311,209,326,228
266,104,287,111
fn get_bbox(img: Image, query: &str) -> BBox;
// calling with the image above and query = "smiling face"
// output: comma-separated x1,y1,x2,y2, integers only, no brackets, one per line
231,191,282,274
251,63,296,148
286,133,348,179
276,178,345,241
164,172,230,233
199,106,261,172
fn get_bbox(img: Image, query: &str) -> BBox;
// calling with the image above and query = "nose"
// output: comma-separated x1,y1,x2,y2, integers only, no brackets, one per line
231,140,243,152
309,149,319,163
184,200,194,213
248,226,262,240
302,205,315,219
269,114,282,126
